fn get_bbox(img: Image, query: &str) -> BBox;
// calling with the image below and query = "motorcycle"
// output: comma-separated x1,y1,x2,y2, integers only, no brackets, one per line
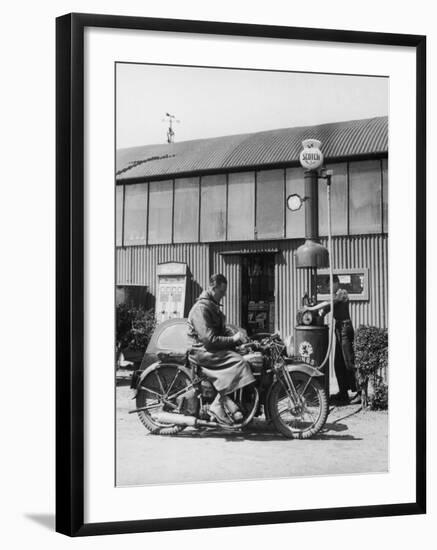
130,333,329,439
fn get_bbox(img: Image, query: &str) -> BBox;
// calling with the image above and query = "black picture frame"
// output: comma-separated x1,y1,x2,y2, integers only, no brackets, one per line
56,12,426,537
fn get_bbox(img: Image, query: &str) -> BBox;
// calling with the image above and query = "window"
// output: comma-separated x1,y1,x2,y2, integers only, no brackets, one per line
228,172,255,240
115,185,124,246
256,169,284,239
123,183,148,245
173,177,199,243
316,268,369,300
200,174,226,242
349,160,382,234
148,180,173,244
318,163,348,236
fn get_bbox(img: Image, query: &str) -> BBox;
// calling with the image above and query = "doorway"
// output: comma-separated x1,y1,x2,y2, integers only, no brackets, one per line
241,254,275,335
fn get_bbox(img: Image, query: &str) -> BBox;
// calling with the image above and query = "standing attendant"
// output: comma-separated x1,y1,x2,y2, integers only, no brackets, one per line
304,275,361,405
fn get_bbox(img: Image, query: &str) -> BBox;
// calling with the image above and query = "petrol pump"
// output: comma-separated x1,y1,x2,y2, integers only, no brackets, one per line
287,139,334,395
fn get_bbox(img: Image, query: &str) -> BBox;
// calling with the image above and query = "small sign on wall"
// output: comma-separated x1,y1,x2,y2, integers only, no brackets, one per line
156,262,188,323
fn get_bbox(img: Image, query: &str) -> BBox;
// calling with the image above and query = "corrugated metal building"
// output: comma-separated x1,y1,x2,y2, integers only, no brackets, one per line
116,116,388,336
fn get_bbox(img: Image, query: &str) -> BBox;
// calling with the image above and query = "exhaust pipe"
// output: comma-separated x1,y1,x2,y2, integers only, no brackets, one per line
153,411,198,427
153,391,260,430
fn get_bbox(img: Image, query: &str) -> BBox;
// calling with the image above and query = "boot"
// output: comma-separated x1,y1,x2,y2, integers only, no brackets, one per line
209,395,232,425
349,391,362,405
221,395,244,422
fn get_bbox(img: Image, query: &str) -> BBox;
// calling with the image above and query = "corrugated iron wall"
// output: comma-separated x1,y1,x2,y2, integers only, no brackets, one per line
276,243,313,338
320,235,388,329
116,243,210,312
116,234,388,332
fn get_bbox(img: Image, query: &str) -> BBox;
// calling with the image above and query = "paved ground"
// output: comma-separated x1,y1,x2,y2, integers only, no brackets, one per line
116,384,388,486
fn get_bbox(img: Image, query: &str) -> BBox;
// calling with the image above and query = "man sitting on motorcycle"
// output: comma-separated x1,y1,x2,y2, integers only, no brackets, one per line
187,273,255,424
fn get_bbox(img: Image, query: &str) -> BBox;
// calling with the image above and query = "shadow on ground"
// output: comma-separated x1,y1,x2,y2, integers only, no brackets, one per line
145,409,364,442
25,514,55,531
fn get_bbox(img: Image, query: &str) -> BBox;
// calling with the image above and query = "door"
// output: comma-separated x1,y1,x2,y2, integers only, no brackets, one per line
241,254,275,335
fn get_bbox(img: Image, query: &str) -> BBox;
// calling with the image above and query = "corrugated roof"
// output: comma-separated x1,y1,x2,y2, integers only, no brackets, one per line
116,116,387,181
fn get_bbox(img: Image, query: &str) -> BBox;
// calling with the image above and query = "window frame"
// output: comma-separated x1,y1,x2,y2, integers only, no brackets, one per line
122,182,149,246
316,267,369,301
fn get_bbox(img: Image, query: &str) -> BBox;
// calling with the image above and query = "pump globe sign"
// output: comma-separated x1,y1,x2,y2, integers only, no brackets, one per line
299,139,324,170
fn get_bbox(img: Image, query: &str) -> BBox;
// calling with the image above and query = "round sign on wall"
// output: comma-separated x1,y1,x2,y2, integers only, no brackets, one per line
299,139,324,170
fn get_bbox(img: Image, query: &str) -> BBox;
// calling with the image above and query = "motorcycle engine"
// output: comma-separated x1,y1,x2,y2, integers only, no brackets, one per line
200,379,216,403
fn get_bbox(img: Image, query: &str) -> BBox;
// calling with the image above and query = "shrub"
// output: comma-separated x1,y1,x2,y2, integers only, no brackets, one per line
354,325,388,410
371,381,389,410
116,303,156,352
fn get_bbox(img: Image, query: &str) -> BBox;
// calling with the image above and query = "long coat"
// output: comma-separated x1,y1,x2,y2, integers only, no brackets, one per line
325,289,356,393
187,291,255,394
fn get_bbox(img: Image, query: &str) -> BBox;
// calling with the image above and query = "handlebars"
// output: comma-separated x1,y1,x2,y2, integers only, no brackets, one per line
238,342,260,352
237,333,283,353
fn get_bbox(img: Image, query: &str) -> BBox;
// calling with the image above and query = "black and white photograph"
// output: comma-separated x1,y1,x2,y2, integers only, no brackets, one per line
115,63,389,487
1,0,432,544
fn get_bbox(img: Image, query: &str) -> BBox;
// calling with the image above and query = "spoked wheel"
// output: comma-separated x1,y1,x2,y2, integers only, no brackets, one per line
268,372,328,439
136,364,191,435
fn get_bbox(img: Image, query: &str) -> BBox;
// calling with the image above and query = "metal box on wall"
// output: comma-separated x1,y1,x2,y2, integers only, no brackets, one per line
156,262,189,324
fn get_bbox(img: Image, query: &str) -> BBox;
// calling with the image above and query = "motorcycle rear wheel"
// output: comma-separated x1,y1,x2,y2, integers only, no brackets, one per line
268,372,328,439
136,364,191,435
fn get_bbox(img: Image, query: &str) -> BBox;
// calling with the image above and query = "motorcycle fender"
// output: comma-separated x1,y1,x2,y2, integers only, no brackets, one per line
265,363,323,421
285,362,324,377
134,361,193,396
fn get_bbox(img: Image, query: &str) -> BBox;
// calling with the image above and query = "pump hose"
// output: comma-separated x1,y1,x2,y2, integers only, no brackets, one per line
317,177,335,371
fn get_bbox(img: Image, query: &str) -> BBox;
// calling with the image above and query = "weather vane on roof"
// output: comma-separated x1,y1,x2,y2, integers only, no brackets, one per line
162,113,180,144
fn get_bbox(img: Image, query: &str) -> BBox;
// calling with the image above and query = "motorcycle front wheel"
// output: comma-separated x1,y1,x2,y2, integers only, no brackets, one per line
136,364,191,435
268,372,328,439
